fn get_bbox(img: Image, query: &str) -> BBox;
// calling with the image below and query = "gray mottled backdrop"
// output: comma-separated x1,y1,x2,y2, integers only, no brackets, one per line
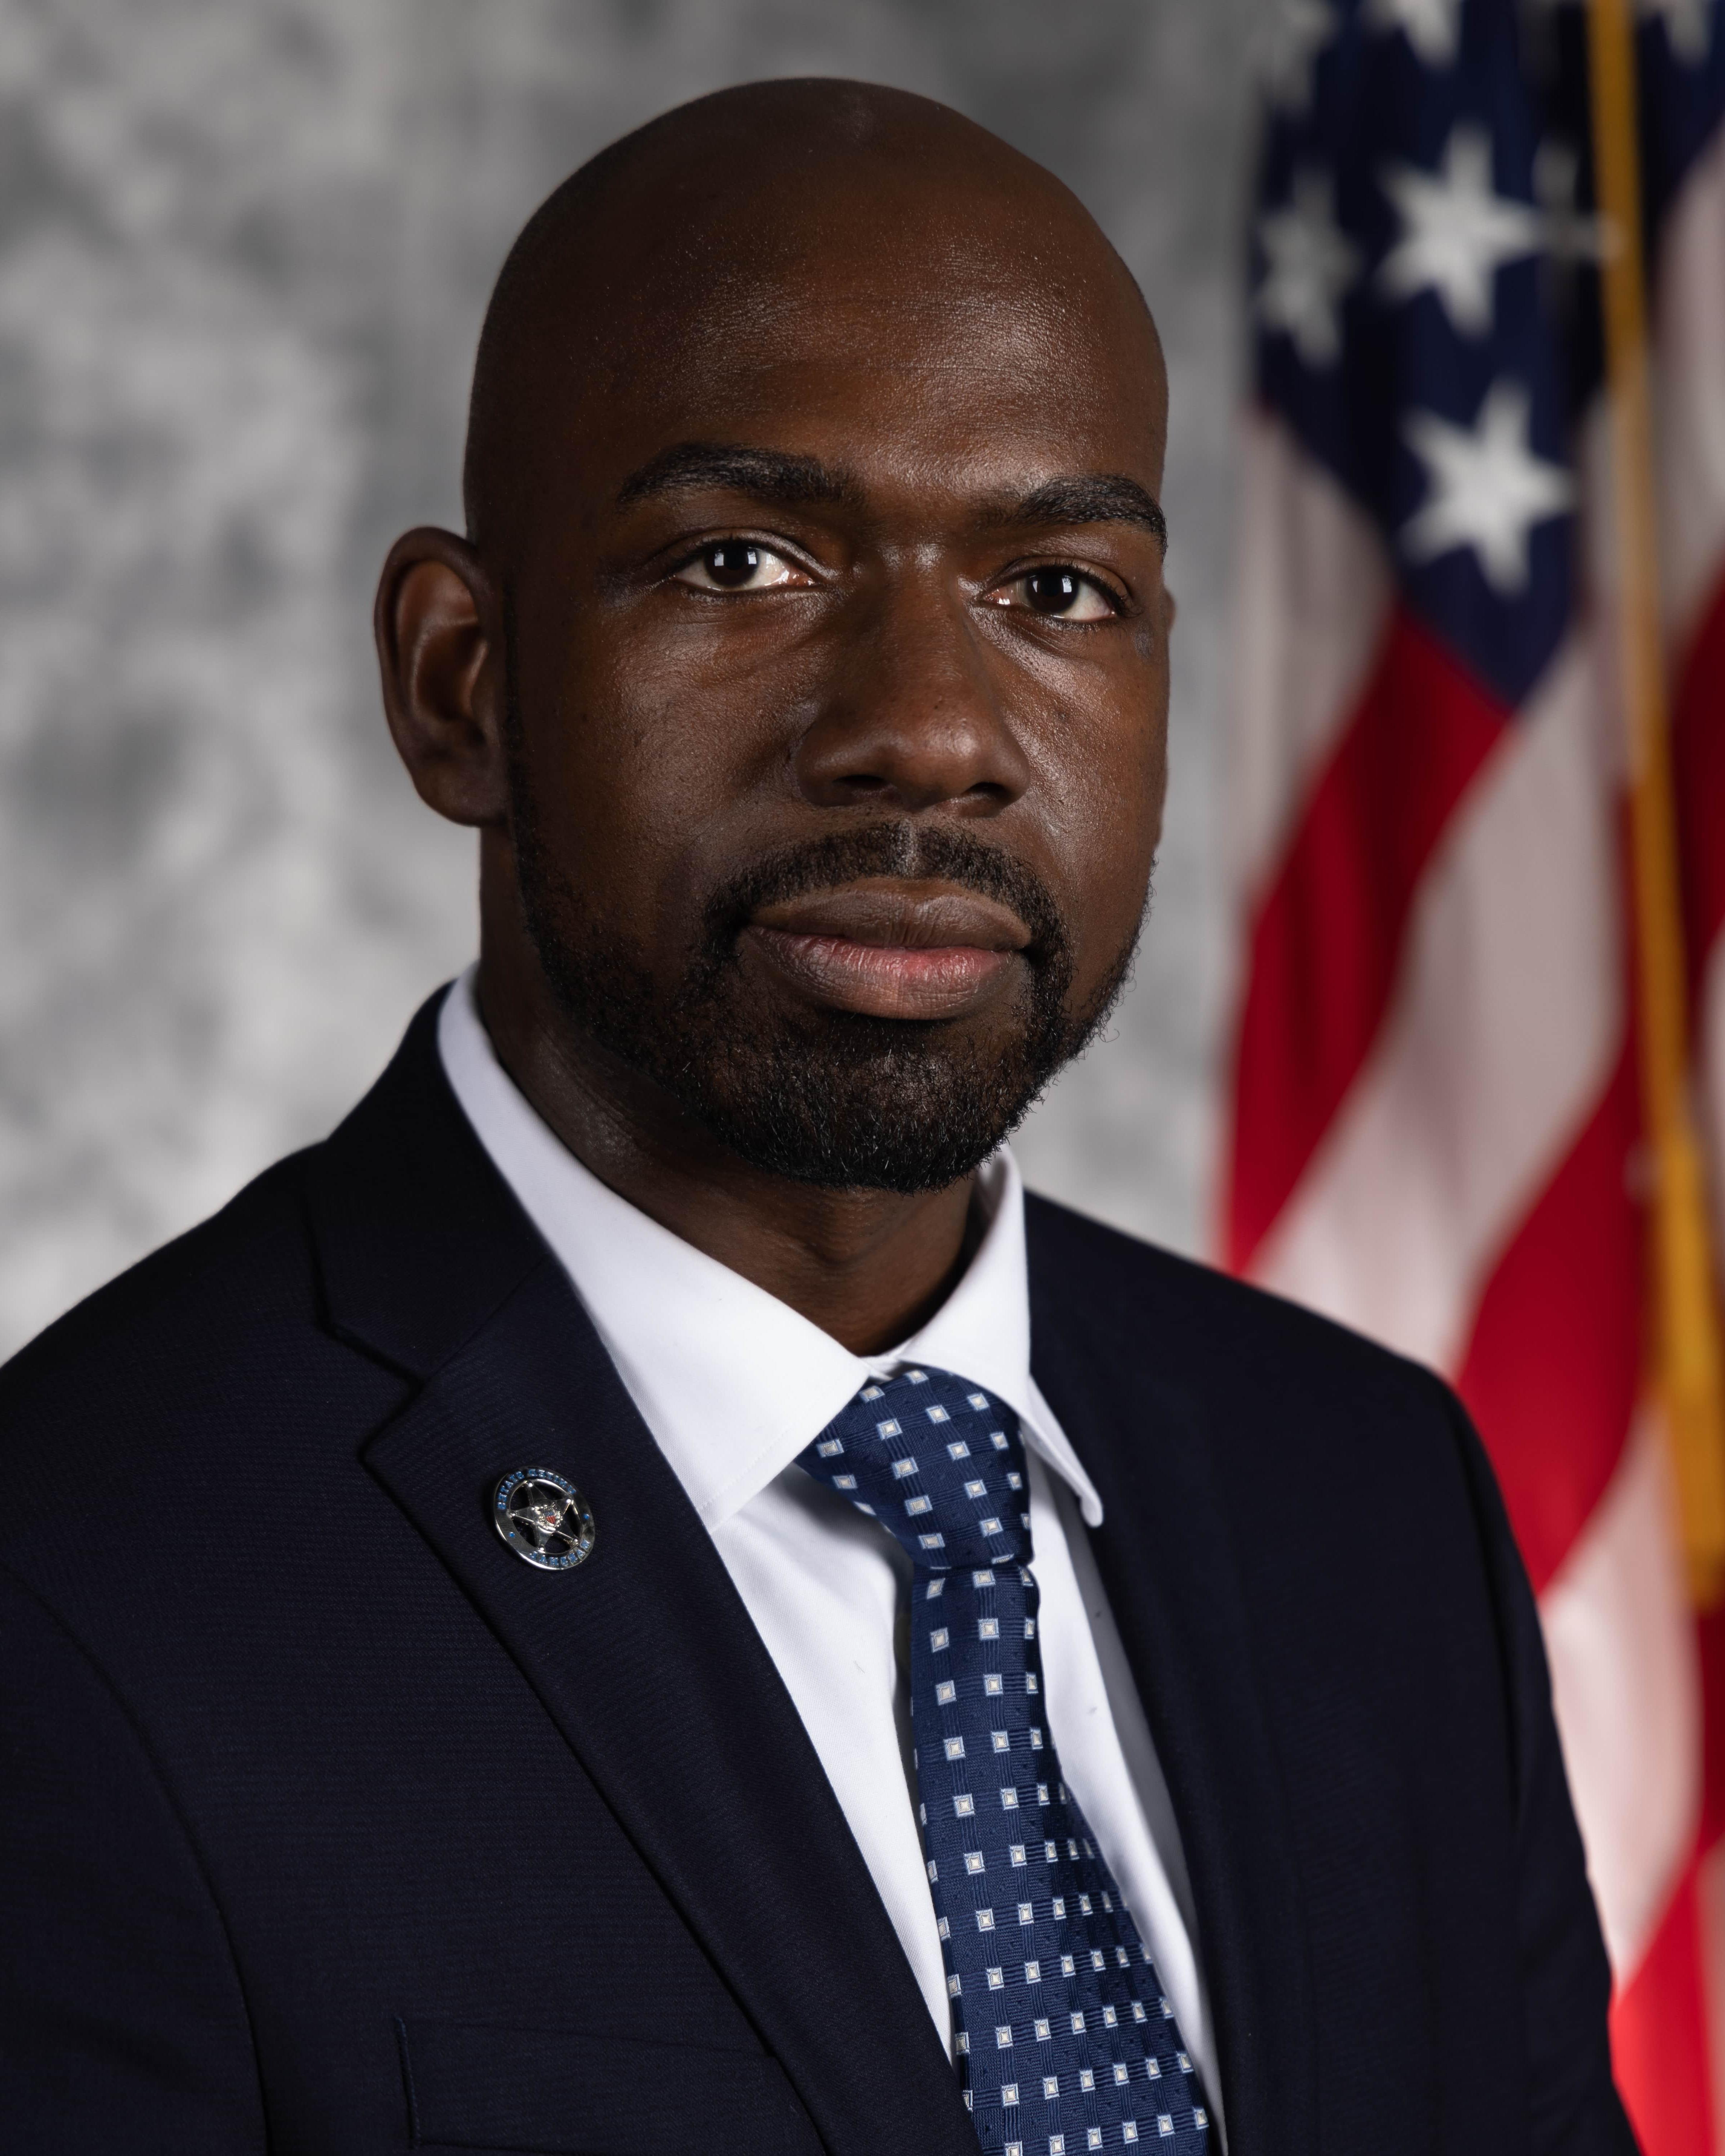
0,0,1271,1358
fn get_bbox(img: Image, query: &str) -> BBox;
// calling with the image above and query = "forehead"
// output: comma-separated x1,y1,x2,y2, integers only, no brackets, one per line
533,176,1167,510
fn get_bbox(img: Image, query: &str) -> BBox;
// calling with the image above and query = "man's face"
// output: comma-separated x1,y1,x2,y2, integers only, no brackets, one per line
497,181,1171,1191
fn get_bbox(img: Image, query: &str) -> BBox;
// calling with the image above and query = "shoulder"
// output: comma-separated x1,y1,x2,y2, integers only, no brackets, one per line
1023,1194,1526,1697
1023,1187,1484,1551
0,995,461,1507
0,1149,317,1418
1024,1187,1439,1413
0,989,528,1604
0,1143,387,1565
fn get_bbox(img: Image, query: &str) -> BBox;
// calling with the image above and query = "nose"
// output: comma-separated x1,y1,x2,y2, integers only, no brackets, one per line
790,574,1034,815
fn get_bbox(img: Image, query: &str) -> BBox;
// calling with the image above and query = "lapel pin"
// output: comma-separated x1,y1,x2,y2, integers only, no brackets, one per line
493,1468,597,1571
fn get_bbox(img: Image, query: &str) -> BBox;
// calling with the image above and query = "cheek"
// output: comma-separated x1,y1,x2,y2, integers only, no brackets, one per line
1031,691,1167,976
1078,763,1162,959
527,631,788,958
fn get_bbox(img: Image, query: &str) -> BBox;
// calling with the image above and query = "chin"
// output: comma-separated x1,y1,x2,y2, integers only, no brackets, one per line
659,1008,1062,1192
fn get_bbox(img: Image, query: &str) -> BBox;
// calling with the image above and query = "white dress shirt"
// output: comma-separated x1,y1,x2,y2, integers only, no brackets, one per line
438,970,1222,2117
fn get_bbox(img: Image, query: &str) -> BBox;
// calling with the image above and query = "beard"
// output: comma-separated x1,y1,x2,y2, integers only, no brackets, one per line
509,765,1143,1196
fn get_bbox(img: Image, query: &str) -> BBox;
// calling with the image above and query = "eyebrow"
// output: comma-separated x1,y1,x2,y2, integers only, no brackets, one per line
1002,475,1167,546
615,441,860,510
614,440,1167,547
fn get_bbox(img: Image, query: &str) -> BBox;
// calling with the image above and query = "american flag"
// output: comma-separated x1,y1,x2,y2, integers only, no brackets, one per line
1226,0,1725,2146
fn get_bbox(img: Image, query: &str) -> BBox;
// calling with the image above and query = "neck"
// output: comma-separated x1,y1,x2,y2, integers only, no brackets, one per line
474,949,982,1357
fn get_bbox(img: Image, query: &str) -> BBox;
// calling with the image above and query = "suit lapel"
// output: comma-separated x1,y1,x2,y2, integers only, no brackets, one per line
1027,1211,1319,2156
306,1001,974,2156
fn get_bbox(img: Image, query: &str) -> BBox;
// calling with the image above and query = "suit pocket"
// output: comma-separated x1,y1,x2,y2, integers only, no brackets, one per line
397,2017,825,2155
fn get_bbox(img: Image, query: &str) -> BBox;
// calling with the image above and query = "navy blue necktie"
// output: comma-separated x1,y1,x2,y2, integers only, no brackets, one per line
798,1366,1213,2155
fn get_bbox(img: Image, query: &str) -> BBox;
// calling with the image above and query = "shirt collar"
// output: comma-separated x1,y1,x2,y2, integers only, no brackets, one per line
437,968,1102,1529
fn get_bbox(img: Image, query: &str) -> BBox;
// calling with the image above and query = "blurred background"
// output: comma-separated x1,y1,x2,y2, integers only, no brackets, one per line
0,0,1272,1359
10,2,1725,2148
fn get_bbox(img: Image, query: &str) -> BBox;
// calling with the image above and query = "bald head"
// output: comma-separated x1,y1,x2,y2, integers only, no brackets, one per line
379,73,1174,1219
463,78,1165,559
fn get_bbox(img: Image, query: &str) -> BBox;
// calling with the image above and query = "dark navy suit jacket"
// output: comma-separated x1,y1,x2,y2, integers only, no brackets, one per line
0,997,1635,2156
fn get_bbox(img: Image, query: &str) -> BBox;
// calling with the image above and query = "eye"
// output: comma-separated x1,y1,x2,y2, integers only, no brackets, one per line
672,540,813,593
988,566,1120,621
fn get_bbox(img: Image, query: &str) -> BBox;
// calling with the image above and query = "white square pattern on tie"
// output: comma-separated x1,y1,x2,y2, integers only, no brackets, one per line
795,1366,1211,2152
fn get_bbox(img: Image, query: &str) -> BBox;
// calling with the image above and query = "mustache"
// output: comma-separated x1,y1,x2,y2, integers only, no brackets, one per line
701,822,1070,963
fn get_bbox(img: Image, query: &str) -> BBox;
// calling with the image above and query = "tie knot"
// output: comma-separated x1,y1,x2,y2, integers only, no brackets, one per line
797,1366,1031,1569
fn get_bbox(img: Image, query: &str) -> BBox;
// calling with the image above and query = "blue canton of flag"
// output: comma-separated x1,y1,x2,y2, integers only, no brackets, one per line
1253,0,1594,707
1253,0,1725,705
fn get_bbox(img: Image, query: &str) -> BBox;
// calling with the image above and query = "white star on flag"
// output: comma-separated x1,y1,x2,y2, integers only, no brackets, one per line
1378,124,1544,335
1401,378,1574,592
1257,0,1337,112
1640,0,1711,64
1256,167,1360,366
1363,0,1465,66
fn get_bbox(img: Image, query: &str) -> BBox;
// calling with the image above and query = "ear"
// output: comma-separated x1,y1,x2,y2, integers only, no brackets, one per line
375,526,510,827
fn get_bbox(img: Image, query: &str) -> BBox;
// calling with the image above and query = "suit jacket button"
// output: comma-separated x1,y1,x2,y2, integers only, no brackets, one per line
492,1468,596,1569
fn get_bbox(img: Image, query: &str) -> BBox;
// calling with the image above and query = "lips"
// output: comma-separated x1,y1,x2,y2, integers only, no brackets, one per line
741,880,1031,1021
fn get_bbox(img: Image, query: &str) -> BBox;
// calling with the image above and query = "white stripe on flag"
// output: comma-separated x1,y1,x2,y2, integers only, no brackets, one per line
1228,406,1393,899
1251,631,1621,1373
1541,1409,1700,1979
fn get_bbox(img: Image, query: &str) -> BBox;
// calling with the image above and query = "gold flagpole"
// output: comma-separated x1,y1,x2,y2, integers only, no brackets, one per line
1587,0,1725,1603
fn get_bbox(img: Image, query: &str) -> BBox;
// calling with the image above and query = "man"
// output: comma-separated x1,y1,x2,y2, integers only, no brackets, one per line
0,78,1631,2156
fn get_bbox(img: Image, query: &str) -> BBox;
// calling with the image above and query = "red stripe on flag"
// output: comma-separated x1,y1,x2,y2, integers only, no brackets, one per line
1454,1043,1643,1595
1225,610,1508,1271
1611,1859,1714,2156
1673,569,1725,1010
